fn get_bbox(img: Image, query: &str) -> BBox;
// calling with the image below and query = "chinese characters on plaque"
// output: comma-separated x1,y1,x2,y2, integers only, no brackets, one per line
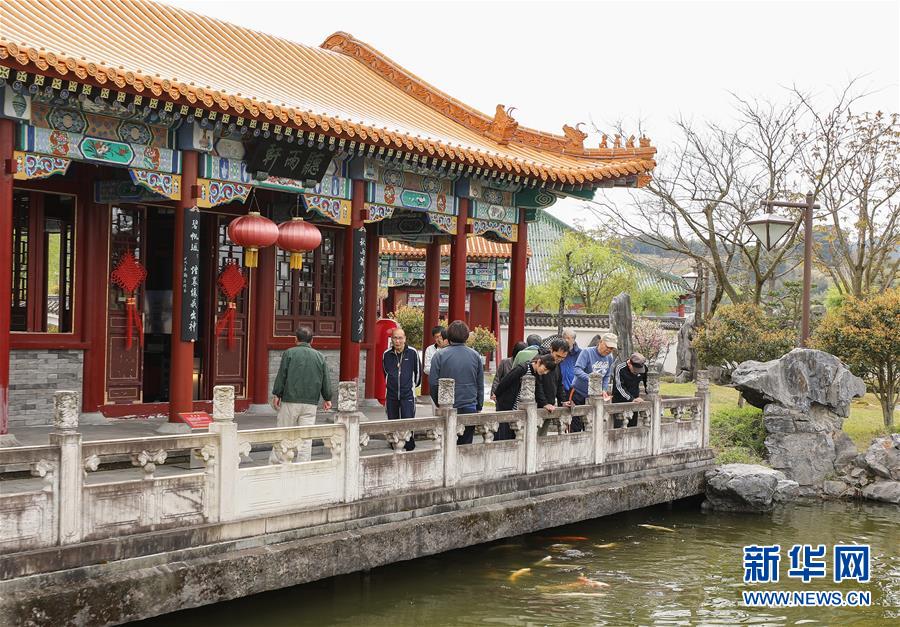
181,206,201,342
246,140,334,184
350,228,366,342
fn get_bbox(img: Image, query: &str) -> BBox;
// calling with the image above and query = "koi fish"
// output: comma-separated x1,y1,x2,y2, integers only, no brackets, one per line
549,543,572,550
509,567,532,582
577,576,610,589
487,543,520,552
542,592,607,598
639,524,676,532
534,556,553,565
548,536,589,542
593,543,618,549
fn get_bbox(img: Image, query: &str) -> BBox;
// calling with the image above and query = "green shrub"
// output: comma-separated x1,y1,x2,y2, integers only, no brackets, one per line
389,306,424,350
715,447,765,465
710,406,766,459
694,303,795,368
467,326,498,355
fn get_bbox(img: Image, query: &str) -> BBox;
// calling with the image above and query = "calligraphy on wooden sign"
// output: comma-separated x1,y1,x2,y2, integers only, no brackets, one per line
350,228,366,342
181,207,201,342
245,141,334,184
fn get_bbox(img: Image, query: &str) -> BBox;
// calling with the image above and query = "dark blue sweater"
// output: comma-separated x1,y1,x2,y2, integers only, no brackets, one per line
383,346,421,399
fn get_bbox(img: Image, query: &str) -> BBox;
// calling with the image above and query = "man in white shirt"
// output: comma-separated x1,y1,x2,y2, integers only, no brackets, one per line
423,325,447,377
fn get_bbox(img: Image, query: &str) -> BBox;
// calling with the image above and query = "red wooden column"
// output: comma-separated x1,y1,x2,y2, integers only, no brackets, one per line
507,209,528,356
168,150,198,421
448,198,469,322
81,172,110,413
421,239,442,391
251,244,276,405
362,224,380,398
339,179,365,381
0,120,14,437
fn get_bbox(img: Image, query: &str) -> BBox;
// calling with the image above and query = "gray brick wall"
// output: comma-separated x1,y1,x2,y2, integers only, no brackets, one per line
268,348,368,403
9,349,84,428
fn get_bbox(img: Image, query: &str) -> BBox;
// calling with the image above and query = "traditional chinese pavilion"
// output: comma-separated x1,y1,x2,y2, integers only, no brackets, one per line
0,0,656,437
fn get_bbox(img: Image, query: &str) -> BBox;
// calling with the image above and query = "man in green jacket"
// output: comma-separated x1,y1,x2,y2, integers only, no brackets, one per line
271,326,333,461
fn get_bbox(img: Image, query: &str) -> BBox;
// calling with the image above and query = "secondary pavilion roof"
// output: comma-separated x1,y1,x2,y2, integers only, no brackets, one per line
380,237,531,260
0,0,656,187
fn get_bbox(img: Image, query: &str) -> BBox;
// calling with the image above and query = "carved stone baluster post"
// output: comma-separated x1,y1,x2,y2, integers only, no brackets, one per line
588,373,607,465
647,370,662,456
333,381,360,503
438,378,458,487
696,370,711,449
209,385,236,522
520,374,538,474
50,390,82,545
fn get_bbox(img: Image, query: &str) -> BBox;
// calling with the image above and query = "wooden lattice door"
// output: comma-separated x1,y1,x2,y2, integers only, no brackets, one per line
105,205,145,403
205,215,249,398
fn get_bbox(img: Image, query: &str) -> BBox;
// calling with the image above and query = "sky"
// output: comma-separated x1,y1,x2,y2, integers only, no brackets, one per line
165,0,899,228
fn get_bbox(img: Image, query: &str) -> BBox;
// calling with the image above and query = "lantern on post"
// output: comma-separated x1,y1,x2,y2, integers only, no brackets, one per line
277,195,322,270
227,210,279,267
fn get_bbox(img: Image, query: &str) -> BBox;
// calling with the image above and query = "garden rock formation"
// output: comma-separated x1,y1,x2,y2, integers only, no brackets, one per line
703,463,800,512
731,349,866,496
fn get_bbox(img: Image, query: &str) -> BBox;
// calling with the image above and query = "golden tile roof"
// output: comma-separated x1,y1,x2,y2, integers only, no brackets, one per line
0,0,656,185
380,237,530,259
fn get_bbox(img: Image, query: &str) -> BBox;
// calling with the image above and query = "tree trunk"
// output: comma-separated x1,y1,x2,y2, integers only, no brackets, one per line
557,294,565,336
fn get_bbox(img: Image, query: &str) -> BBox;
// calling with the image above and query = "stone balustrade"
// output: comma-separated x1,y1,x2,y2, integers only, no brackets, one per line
0,372,710,556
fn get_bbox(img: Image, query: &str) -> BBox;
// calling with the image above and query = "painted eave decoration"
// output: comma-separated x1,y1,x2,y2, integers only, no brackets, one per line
0,0,656,190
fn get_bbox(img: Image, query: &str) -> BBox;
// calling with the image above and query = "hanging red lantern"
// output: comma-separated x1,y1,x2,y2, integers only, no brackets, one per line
277,217,322,270
227,211,279,268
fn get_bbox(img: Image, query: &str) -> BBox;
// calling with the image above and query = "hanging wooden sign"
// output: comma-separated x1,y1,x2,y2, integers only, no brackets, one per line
181,207,201,342
350,228,366,342
245,141,334,184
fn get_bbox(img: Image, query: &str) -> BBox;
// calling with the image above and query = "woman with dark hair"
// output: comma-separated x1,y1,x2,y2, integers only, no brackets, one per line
493,353,557,440
491,341,527,401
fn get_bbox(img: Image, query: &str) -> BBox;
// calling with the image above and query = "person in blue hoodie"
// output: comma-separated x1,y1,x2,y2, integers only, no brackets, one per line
570,332,618,431
383,326,420,451
559,328,582,400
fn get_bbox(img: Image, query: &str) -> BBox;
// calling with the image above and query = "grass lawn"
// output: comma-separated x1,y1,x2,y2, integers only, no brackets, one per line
661,382,895,452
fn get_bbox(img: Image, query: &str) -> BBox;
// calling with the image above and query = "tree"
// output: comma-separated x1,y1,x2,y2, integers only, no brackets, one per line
633,285,678,315
389,306,424,350
797,107,900,296
595,80,898,315
546,231,636,316
631,318,672,363
694,303,796,369
814,289,900,429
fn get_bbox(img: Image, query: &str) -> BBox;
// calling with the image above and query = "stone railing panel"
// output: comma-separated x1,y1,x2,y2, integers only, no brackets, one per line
535,407,594,472
358,417,446,499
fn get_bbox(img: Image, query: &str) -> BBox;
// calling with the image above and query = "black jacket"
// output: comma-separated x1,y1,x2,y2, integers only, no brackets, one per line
383,346,421,399
611,361,647,403
494,362,537,411
532,346,565,407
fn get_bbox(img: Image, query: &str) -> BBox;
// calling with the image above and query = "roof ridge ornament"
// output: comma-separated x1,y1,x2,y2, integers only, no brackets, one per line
561,123,588,151
485,105,518,145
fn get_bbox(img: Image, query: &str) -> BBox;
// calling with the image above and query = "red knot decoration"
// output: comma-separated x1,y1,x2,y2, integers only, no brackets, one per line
214,261,247,349
110,251,148,349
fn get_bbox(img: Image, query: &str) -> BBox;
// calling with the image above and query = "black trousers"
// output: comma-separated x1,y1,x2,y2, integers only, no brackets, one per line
570,391,587,432
456,404,478,445
386,393,416,451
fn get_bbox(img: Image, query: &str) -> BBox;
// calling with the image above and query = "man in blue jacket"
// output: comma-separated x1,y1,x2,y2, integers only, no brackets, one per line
559,328,582,399
383,327,420,451
571,332,618,431
429,320,484,444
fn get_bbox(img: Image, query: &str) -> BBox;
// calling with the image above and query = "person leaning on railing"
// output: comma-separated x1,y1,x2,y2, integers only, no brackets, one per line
570,332,618,432
612,352,649,427
494,353,558,440
429,320,484,444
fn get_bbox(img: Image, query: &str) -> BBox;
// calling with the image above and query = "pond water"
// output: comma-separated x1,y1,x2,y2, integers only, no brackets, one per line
139,499,898,626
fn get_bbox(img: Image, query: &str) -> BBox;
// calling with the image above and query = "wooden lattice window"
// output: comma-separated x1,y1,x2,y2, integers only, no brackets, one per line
10,190,76,333
274,227,342,336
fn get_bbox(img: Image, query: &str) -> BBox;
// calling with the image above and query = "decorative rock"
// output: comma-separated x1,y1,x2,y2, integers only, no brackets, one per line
861,480,900,504
765,431,839,488
862,436,900,481
609,293,633,367
674,315,696,383
832,432,858,472
53,390,80,432
732,349,866,416
212,385,235,422
704,464,796,512
823,480,848,498
337,381,358,413
773,479,800,503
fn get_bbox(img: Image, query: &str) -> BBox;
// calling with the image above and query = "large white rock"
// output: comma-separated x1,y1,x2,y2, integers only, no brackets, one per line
704,464,799,512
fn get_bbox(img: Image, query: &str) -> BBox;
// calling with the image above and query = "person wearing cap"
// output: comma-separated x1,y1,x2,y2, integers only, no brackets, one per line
613,352,649,426
570,332,618,431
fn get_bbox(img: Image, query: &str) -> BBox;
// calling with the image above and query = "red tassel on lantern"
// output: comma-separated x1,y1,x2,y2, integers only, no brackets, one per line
227,211,279,267
277,217,322,270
